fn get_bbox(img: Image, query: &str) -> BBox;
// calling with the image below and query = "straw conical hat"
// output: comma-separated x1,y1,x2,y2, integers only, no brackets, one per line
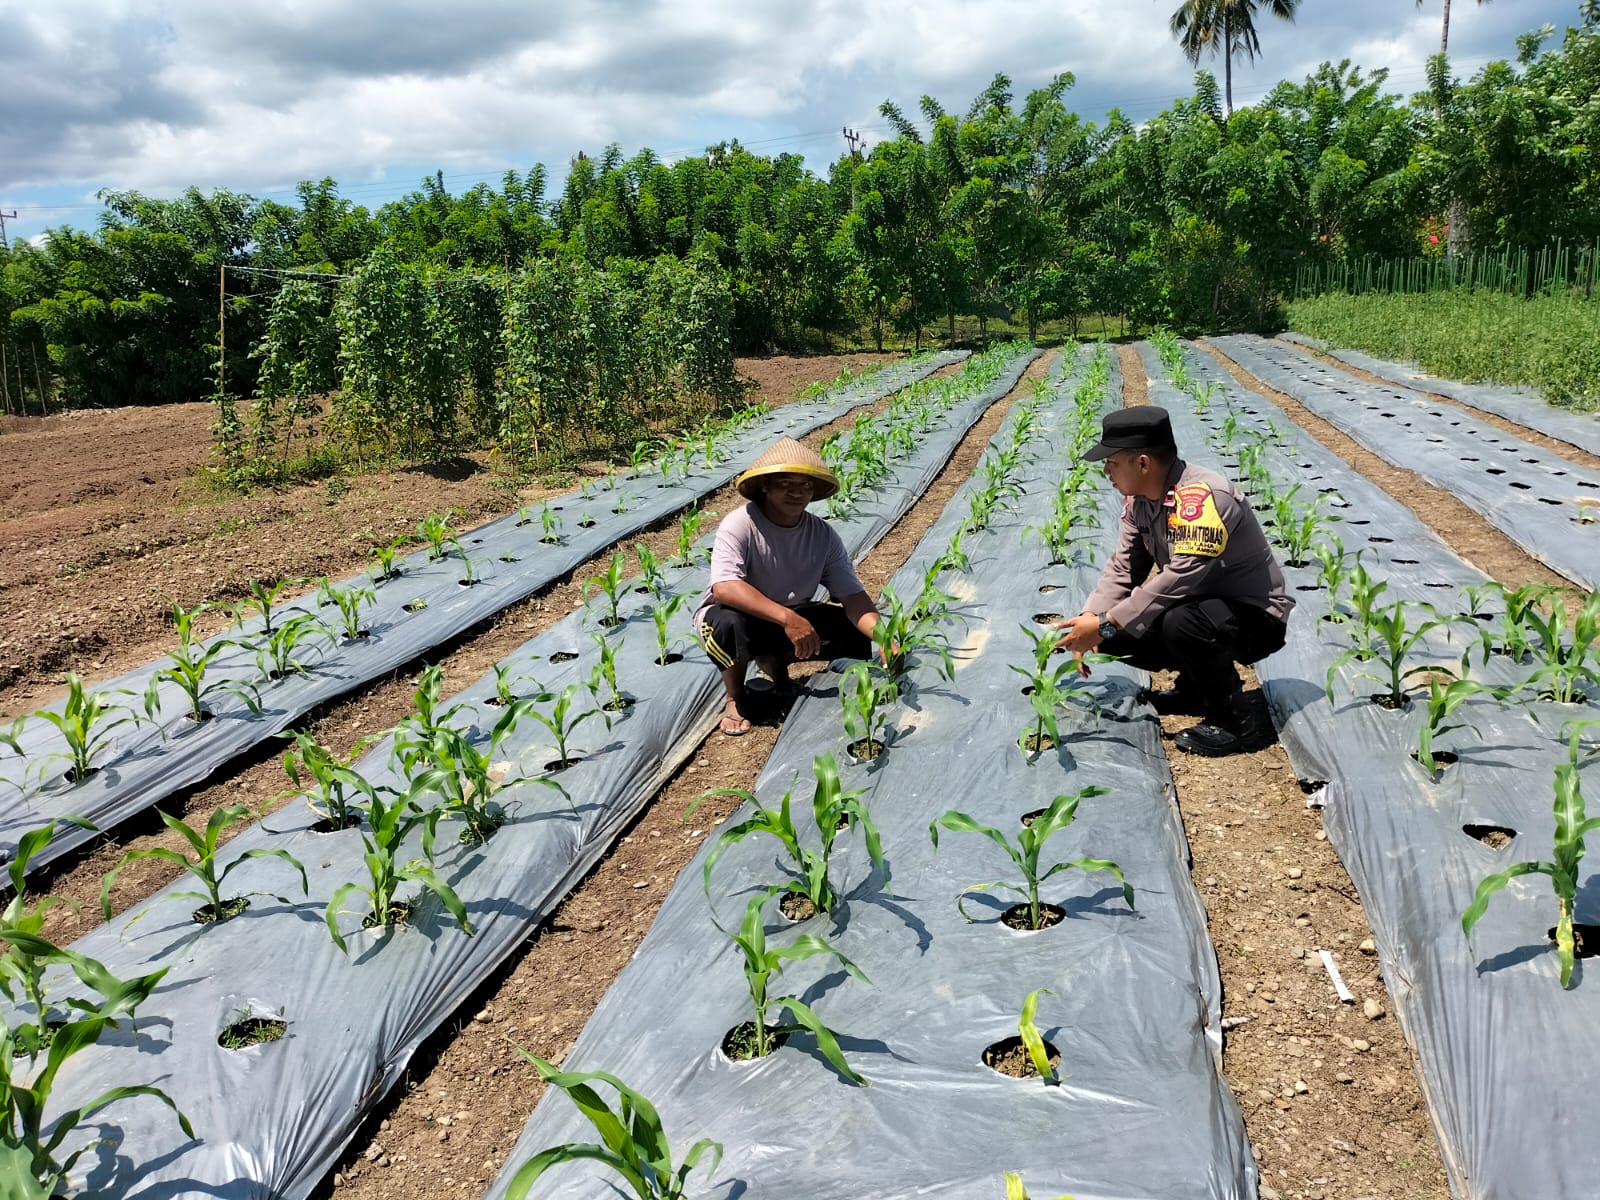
736,437,839,501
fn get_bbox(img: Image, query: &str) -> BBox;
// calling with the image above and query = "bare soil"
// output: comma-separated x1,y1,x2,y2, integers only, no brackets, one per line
12,341,1549,1200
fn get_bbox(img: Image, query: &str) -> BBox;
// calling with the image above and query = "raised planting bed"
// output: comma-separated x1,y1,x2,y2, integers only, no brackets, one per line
1209,334,1600,589
1143,338,1600,1200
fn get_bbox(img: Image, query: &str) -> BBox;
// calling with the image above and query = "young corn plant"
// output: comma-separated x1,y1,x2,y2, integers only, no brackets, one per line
279,729,379,830
584,552,630,629
634,542,667,599
674,505,709,566
254,610,334,682
326,782,466,951
394,664,472,750
416,510,462,562
690,753,884,919
1267,486,1339,568
100,805,308,925
530,684,604,769
1013,628,1110,756
1415,677,1500,780
0,943,192,1194
503,1053,722,1200
1017,987,1060,1082
144,603,261,724
1310,537,1357,624
483,661,542,709
588,632,629,712
929,786,1132,930
1191,380,1221,415
1340,561,1392,661
650,594,688,665
0,820,97,1044
234,576,306,637
1463,721,1600,987
368,534,409,582
1326,600,1462,710
722,892,869,1082
1519,587,1600,704
1462,581,1547,663
627,437,657,478
840,663,898,761
21,674,143,786
537,503,562,545
871,584,955,680
317,577,376,640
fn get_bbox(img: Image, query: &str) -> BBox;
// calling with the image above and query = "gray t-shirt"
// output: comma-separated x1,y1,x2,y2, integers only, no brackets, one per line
693,502,865,625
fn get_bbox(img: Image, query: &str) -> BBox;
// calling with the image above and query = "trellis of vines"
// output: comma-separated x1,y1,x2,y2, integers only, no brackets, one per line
234,249,738,480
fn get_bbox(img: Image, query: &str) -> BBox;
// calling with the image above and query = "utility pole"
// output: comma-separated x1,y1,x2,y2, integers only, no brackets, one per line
842,128,864,161
0,209,16,250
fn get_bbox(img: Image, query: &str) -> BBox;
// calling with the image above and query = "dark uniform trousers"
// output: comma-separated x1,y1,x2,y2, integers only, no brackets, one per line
1100,596,1287,700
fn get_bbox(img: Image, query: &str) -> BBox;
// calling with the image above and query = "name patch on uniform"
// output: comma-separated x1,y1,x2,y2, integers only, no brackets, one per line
1167,483,1229,557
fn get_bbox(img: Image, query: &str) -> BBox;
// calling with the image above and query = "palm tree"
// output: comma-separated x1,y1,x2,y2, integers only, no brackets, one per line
1415,0,1492,57
1169,0,1302,116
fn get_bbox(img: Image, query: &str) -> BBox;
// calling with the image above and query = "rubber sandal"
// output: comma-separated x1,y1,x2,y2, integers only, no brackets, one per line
720,714,752,737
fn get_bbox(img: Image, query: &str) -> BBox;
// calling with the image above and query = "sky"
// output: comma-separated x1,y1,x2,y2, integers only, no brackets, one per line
0,0,1583,247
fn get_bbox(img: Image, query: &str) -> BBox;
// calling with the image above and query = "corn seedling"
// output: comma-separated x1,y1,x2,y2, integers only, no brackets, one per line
1326,600,1461,709
484,661,542,708
0,820,96,1043
529,684,604,768
1191,380,1221,415
930,786,1130,930
674,505,709,566
144,603,261,724
395,664,472,748
326,781,465,951
1519,587,1600,704
1267,485,1339,568
1013,628,1110,755
634,542,666,599
0,941,191,1193
318,577,376,640
690,753,883,918
870,584,956,680
723,892,869,1081
1463,721,1600,987
650,594,688,665
416,510,461,562
1309,537,1356,623
584,552,630,629
234,576,306,637
279,729,380,830
1341,561,1391,660
1416,677,1500,780
1017,987,1059,1082
101,804,308,925
368,534,409,582
840,663,898,760
588,632,629,711
457,546,480,586
21,674,143,786
504,1053,721,1200
254,610,334,682
395,700,563,844
628,437,657,478
1462,581,1541,663
536,503,562,545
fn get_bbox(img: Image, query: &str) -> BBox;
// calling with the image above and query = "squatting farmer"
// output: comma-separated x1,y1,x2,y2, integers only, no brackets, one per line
1053,406,1293,757
693,437,883,737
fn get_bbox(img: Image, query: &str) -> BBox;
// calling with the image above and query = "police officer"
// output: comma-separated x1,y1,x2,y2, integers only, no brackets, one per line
1054,406,1293,756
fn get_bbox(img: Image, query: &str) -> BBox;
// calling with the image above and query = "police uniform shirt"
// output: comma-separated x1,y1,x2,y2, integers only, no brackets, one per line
1082,459,1295,638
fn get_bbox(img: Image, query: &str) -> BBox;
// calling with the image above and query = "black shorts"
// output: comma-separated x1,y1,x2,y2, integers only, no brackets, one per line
697,601,872,670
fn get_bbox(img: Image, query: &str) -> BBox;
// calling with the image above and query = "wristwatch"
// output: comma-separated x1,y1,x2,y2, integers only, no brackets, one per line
1097,613,1118,641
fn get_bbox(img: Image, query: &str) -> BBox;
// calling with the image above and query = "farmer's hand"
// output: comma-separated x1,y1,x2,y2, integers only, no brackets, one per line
783,611,822,659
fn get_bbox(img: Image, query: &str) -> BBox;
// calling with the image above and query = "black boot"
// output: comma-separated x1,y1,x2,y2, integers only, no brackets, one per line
1174,691,1271,757
1140,675,1207,716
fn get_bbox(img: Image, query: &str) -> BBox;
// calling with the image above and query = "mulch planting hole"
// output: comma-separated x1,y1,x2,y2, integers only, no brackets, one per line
310,814,363,834
982,1034,1061,1080
1032,612,1063,624
846,738,885,762
218,1016,288,1050
1001,903,1065,931
193,896,250,924
655,653,683,666
779,893,819,922
722,1021,789,1062
1463,823,1517,849
363,901,412,931
549,651,579,663
545,757,584,772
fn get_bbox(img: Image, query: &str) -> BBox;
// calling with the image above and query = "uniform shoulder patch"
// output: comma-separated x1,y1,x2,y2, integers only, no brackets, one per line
1167,482,1228,558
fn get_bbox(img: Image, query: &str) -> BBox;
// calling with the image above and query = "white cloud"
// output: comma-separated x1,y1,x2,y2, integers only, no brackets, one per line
0,0,1581,207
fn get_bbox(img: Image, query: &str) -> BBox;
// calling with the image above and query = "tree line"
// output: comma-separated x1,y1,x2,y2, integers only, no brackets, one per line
1,8,1596,415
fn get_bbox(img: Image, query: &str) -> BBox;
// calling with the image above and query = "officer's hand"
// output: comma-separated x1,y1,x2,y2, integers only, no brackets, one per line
1052,613,1102,656
783,612,821,659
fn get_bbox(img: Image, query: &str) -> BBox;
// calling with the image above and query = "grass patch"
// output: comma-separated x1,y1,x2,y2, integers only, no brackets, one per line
1287,291,1600,411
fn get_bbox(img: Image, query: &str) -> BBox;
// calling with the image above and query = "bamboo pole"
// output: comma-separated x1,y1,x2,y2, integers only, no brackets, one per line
31,342,47,415
0,340,11,417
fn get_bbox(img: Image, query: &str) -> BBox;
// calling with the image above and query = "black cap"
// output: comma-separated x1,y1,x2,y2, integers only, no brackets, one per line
1082,406,1177,462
